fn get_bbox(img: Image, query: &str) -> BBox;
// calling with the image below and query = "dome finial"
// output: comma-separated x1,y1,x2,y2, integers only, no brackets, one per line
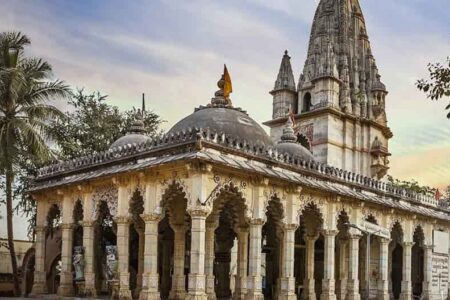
128,107,146,134
211,65,233,107
279,114,297,143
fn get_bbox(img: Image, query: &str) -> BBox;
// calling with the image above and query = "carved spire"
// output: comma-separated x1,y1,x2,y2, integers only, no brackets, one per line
302,0,387,116
272,50,296,93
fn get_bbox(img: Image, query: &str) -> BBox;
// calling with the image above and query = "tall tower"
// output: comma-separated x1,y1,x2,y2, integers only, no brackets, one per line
264,0,393,179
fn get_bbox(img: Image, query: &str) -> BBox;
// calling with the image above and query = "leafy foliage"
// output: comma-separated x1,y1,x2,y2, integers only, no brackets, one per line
387,175,437,197
416,57,450,118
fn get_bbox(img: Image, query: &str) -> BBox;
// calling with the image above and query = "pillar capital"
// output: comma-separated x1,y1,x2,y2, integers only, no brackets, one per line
248,218,265,226
114,215,131,224
283,223,298,231
402,241,414,248
322,229,338,237
60,223,75,230
187,206,211,218
379,237,391,244
304,233,320,242
34,225,46,233
80,220,95,227
140,212,163,223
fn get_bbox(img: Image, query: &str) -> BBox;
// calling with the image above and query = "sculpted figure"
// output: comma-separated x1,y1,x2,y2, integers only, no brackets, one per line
105,245,118,281
72,246,85,281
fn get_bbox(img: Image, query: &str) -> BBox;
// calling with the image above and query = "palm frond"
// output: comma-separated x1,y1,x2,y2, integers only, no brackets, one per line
0,32,30,68
19,57,53,81
19,104,66,122
23,80,72,106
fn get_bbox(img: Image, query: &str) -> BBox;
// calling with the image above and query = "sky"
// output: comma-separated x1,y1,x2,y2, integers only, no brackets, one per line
1,0,449,239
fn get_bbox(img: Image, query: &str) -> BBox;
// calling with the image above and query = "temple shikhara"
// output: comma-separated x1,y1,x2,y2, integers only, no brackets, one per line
27,0,449,299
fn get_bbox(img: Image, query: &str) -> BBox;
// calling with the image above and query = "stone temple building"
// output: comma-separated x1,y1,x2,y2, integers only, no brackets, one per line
28,0,450,300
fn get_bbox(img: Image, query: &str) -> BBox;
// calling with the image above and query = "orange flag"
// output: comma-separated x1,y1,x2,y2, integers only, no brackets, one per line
223,64,233,98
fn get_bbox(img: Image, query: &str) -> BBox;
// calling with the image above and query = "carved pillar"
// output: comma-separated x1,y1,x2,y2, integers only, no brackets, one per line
116,216,132,299
303,234,318,300
377,238,389,300
135,230,145,297
81,221,96,296
246,218,265,300
337,240,348,300
346,234,361,300
170,224,187,299
187,208,209,300
321,230,337,300
205,220,218,299
399,242,413,300
139,213,162,300
31,226,47,295
234,227,249,300
280,224,297,300
58,223,75,296
422,245,433,300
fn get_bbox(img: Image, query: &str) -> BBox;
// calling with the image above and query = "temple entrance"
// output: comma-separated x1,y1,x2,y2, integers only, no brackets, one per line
411,226,425,297
214,202,236,299
390,222,403,299
94,200,117,295
262,196,284,299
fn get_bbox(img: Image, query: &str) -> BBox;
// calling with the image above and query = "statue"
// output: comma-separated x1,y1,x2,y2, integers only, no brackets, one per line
105,245,118,281
72,246,85,281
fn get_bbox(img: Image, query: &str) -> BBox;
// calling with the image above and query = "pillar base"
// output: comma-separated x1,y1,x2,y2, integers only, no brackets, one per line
30,282,47,295
377,292,389,300
139,290,161,300
399,292,412,300
170,274,187,299
206,275,216,300
57,283,75,297
186,293,208,300
280,277,296,300
246,276,263,300
169,291,187,300
83,283,97,297
233,291,247,300
345,292,361,300
118,288,133,300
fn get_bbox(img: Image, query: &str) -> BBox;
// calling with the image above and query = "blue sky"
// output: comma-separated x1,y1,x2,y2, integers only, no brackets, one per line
1,0,450,238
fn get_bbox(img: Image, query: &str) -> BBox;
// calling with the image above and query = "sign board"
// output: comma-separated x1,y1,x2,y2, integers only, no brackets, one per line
433,230,449,254
358,221,390,239
431,254,449,298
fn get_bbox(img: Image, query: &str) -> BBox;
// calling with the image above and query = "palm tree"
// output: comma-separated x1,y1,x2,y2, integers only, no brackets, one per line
0,31,70,296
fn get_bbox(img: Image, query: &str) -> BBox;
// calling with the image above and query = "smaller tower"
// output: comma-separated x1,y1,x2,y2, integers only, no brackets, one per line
271,50,297,119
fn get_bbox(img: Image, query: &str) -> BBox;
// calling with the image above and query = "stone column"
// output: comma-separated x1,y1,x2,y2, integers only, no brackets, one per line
187,209,209,300
303,234,318,300
346,234,361,300
135,230,145,297
399,242,413,300
116,216,132,299
280,224,297,300
234,227,249,300
170,224,187,299
82,221,96,296
337,240,348,300
246,218,265,300
422,245,433,300
31,226,47,295
58,223,75,296
139,213,162,300
321,230,337,300
205,220,218,299
377,238,389,300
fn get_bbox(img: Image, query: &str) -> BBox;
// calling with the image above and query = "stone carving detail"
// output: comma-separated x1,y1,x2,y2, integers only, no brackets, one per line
105,245,118,281
72,246,85,281
91,186,118,220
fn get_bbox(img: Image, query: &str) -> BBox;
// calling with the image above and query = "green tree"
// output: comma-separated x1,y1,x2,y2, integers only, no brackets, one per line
0,31,71,296
416,57,450,118
48,89,163,160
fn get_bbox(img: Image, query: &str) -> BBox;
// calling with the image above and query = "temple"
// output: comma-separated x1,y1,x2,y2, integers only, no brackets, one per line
26,1,449,300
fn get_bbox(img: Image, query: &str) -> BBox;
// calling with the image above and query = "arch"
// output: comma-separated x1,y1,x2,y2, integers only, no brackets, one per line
390,221,404,299
297,133,311,151
91,185,118,220
46,254,61,294
365,214,378,225
21,247,36,296
412,226,425,297
298,197,325,229
302,92,312,112
46,203,62,238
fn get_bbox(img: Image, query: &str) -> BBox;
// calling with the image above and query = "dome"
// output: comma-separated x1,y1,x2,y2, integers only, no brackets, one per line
274,117,314,161
109,133,150,149
109,110,150,149
168,72,273,147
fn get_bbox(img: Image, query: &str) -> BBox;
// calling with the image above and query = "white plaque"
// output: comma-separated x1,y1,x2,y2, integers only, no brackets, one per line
434,230,449,254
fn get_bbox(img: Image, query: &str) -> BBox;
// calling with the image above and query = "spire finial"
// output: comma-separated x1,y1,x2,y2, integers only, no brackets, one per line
211,65,233,107
142,93,146,113
284,49,288,56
